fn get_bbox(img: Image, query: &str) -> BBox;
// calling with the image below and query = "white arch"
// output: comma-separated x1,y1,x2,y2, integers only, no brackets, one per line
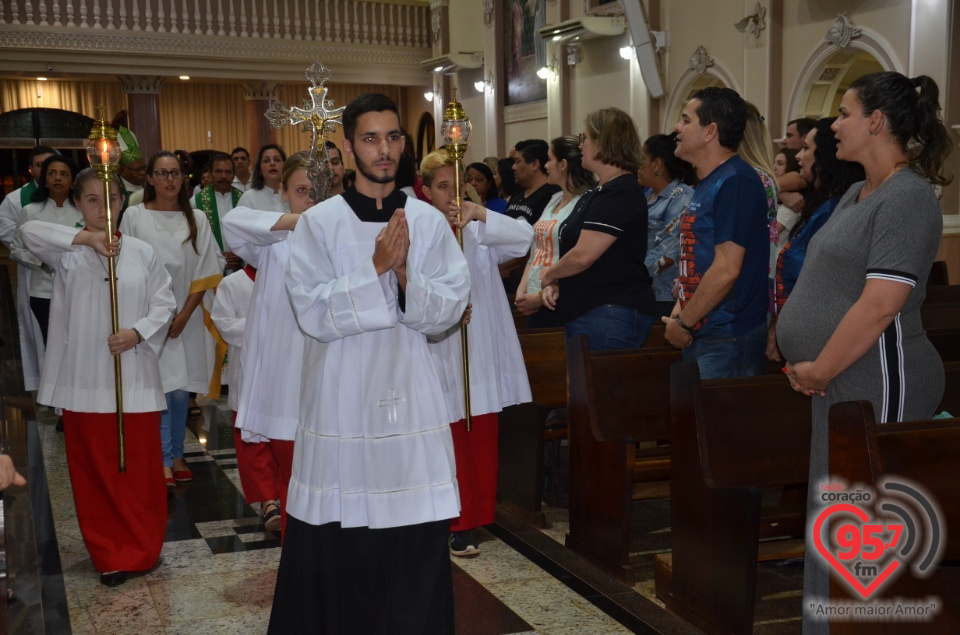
662,56,742,133
785,25,905,122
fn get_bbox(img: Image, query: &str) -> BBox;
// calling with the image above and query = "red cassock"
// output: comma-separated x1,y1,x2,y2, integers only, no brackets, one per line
63,411,166,573
449,412,499,531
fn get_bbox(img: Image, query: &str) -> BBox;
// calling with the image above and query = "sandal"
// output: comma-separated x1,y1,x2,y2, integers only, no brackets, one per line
262,501,282,533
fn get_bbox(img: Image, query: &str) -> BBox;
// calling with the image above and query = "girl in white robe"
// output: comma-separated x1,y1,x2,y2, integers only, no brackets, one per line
22,168,175,586
120,151,223,488
420,151,533,556
221,153,315,537
236,144,288,213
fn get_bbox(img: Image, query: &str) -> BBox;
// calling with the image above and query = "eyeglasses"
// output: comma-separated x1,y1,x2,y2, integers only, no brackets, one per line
152,169,184,180
578,132,591,145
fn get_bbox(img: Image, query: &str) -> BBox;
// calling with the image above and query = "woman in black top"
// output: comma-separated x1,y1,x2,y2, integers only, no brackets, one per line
540,108,656,350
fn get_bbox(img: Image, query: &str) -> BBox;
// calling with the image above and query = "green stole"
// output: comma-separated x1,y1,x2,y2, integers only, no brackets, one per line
20,181,38,207
194,185,241,251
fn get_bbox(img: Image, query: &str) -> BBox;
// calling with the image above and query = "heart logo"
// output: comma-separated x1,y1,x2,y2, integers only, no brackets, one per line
812,503,903,599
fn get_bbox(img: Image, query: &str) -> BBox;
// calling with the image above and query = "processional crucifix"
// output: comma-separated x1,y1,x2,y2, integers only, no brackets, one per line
265,61,345,202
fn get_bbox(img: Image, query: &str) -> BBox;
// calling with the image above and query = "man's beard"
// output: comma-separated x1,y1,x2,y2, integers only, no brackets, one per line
355,155,396,185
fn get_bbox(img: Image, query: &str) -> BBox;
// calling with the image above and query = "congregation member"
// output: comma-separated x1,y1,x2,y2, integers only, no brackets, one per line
221,153,317,538
270,93,470,634
193,152,243,271
515,136,593,328
663,87,769,378
540,108,656,350
0,145,57,392
237,144,287,212
505,139,561,226
118,127,146,208
120,151,224,488
11,154,81,344
465,161,507,213
231,147,253,191
21,168,175,586
324,140,346,197
772,148,801,247
419,149,533,557
638,132,697,318
777,117,815,212
777,71,951,634
766,117,864,361
740,102,780,312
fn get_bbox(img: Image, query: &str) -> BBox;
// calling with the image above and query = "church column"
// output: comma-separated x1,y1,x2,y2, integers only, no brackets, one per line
119,75,165,157
243,82,280,152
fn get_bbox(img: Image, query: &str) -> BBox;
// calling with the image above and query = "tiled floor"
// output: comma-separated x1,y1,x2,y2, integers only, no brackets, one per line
26,400,636,634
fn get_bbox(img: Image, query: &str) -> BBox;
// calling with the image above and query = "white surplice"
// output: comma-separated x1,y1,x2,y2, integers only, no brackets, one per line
222,207,303,442
428,212,534,421
11,199,83,298
0,185,46,390
237,187,287,213
210,269,254,412
120,204,222,393
21,222,176,412
284,192,471,529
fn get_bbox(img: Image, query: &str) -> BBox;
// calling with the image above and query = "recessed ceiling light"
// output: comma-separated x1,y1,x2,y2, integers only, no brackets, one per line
36,77,48,81
179,75,190,80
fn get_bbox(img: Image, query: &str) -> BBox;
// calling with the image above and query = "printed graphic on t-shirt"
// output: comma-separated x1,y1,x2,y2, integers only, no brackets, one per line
531,219,559,267
678,210,700,303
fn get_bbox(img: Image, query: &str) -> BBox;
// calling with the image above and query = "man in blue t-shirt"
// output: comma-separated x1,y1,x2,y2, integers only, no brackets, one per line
662,87,769,379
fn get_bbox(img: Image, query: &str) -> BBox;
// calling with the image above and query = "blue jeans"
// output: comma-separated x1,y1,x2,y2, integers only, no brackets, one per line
682,322,767,379
160,389,189,467
564,304,655,351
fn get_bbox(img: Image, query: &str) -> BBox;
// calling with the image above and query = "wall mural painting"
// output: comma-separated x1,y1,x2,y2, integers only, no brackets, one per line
504,0,547,106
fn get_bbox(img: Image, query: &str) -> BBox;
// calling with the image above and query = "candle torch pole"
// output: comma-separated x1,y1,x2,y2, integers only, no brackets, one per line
441,88,474,431
86,109,126,472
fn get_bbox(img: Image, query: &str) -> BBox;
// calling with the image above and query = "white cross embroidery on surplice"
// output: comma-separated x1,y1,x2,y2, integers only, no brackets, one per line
378,388,406,424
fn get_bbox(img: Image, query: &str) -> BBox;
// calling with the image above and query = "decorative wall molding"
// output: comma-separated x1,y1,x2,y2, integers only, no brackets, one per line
431,11,442,45
734,3,766,40
504,99,547,123
688,46,714,75
242,82,281,101
118,75,165,94
584,0,624,17
0,29,430,67
824,13,862,48
483,0,494,27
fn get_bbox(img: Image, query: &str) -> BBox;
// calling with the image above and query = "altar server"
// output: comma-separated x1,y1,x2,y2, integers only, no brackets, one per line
221,153,316,537
120,151,224,487
21,168,174,586
420,149,533,557
268,93,470,635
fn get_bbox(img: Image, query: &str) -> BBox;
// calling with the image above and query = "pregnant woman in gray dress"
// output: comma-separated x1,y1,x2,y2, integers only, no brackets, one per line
776,71,953,632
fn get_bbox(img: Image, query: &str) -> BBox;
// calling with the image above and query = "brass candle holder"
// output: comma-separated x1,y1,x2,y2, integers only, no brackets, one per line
441,88,474,431
85,109,125,472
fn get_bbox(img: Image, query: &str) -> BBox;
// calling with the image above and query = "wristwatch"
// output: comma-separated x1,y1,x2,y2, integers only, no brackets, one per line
675,314,695,333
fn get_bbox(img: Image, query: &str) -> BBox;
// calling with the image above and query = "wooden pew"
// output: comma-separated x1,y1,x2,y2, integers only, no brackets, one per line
565,334,681,584
499,323,669,527
922,284,960,305
827,364,960,634
498,327,566,526
655,361,812,634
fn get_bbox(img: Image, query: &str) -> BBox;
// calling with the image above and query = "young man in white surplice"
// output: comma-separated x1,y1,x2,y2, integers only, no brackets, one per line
268,93,470,635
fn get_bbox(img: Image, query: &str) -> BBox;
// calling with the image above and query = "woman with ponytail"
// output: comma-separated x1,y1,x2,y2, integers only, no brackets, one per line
776,72,952,631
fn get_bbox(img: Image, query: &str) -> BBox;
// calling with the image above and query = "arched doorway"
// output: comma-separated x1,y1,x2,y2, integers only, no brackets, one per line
662,54,741,133
793,50,883,119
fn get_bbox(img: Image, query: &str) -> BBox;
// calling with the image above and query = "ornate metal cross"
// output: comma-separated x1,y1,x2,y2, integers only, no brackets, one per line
265,61,346,202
